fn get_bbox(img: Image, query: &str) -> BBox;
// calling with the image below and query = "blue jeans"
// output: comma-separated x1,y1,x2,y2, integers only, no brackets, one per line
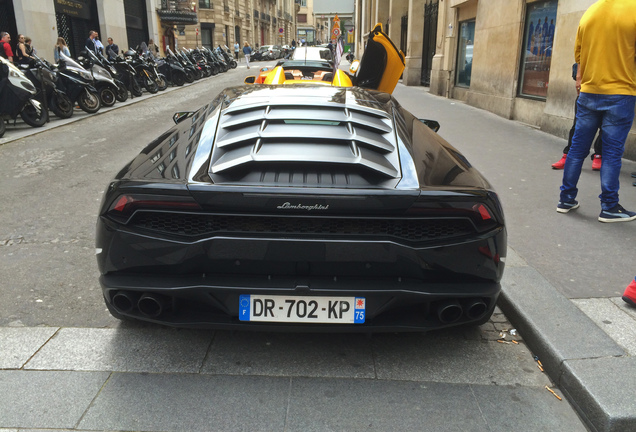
560,93,636,210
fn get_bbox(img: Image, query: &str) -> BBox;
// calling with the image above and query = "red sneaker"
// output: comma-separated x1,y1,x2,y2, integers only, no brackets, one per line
592,154,602,171
551,154,567,170
623,279,636,307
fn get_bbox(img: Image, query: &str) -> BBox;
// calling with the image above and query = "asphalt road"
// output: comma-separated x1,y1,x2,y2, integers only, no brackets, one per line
0,61,589,431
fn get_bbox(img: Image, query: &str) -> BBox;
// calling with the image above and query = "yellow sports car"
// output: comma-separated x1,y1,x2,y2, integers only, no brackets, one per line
245,23,405,94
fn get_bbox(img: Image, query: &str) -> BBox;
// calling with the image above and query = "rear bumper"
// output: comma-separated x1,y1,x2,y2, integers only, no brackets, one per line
100,273,501,332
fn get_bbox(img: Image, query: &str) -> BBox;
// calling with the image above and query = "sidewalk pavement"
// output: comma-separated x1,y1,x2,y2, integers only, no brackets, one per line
391,84,636,432
1,76,635,431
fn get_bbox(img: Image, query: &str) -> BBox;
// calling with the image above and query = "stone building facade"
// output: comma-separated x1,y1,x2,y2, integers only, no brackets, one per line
354,0,636,160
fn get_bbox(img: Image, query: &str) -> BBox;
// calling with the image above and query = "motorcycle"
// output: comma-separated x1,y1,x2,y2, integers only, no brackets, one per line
218,48,237,69
77,49,120,107
0,56,48,128
124,49,159,94
175,49,201,82
56,50,101,114
19,54,74,119
156,48,187,86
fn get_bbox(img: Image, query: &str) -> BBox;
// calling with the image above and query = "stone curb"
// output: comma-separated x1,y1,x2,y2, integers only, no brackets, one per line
498,265,635,432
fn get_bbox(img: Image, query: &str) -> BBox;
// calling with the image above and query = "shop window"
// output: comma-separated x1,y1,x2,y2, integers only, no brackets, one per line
455,20,475,87
519,0,557,98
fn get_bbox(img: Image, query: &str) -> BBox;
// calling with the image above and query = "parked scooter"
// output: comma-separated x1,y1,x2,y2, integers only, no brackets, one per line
19,54,74,119
124,49,159,94
55,50,101,114
86,50,129,102
157,48,187,86
218,48,237,69
0,56,48,128
77,49,120,107
111,54,142,97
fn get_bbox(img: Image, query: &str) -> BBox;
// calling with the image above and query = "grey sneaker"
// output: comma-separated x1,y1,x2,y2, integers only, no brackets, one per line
557,200,579,214
598,204,636,223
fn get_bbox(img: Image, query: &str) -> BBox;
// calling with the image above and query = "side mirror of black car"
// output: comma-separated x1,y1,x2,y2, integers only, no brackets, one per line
244,76,256,84
173,111,195,124
419,119,440,132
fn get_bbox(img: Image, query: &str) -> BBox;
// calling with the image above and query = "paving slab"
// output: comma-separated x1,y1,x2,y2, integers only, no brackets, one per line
561,357,636,432
471,384,588,432
201,331,375,378
573,298,636,355
371,331,551,387
0,370,110,429
0,327,58,369
78,373,289,432
24,327,214,373
286,377,487,432
498,266,625,377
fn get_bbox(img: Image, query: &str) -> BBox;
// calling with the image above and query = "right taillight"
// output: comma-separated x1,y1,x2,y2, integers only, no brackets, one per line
407,201,500,232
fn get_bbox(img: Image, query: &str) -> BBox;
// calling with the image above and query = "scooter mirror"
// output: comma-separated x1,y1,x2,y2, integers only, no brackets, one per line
173,111,195,125
418,119,440,132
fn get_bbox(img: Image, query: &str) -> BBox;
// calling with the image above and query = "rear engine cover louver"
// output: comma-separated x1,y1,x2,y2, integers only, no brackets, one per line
209,96,401,188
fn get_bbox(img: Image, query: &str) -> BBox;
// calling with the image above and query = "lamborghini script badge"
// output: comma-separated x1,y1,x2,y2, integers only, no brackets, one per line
277,202,330,211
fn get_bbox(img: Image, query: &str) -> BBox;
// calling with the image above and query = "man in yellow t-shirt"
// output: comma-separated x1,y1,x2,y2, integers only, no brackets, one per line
557,0,636,223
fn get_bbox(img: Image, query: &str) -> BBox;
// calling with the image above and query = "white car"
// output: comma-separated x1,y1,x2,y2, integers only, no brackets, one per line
291,46,333,63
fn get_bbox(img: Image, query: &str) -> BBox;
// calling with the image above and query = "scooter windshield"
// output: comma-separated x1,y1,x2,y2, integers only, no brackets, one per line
59,51,86,70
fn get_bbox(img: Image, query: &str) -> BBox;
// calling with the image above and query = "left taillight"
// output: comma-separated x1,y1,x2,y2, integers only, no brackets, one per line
106,194,202,223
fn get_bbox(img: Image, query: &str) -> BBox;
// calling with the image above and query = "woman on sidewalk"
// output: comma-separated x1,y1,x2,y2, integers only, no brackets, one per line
243,42,252,69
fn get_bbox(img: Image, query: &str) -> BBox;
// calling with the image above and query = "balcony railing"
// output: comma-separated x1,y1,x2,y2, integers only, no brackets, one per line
254,9,259,19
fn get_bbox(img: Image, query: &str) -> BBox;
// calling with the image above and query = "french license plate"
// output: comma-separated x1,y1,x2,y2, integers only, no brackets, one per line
239,295,365,324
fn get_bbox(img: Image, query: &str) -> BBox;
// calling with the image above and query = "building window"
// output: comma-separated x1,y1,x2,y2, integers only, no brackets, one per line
199,0,211,8
455,20,474,88
519,0,557,98
298,14,307,23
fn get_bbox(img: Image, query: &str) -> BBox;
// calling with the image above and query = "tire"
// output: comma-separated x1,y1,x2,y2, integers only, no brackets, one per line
156,74,168,91
20,101,48,127
115,82,129,102
184,70,195,83
143,75,159,94
210,64,219,75
99,87,117,107
172,72,185,86
50,92,74,119
78,88,101,113
0,118,5,138
130,79,143,97
230,60,237,69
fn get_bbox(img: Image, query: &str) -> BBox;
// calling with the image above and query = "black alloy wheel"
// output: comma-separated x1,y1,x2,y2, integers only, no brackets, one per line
143,75,159,94
172,71,185,86
99,87,117,107
156,74,168,91
50,92,74,119
115,82,129,102
78,88,101,113
20,101,49,127
130,79,143,97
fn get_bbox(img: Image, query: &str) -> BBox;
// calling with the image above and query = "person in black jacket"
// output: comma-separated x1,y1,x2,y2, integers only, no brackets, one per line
85,30,97,53
105,37,119,60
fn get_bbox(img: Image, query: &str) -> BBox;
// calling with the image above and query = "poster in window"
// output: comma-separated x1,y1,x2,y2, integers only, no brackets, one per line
519,1,558,98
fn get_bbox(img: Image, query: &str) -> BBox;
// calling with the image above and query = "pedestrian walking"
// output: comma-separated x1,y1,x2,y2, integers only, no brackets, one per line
234,41,239,60
0,31,14,63
54,37,70,63
557,0,636,223
623,277,636,307
552,63,603,170
243,42,252,69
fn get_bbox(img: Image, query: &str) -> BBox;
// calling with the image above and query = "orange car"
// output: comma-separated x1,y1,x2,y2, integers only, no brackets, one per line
244,23,405,94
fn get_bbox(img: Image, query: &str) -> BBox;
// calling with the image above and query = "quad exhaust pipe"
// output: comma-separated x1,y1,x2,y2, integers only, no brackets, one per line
111,291,171,318
436,298,490,324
